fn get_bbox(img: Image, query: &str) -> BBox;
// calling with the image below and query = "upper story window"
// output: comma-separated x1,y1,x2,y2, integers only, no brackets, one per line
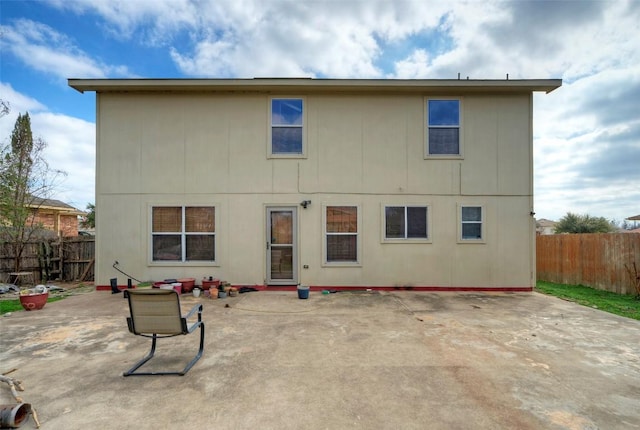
384,206,429,241
426,99,461,157
270,98,304,156
460,205,483,241
152,206,215,262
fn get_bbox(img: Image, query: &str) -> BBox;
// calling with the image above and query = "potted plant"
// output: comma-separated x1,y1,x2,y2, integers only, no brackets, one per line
19,285,49,311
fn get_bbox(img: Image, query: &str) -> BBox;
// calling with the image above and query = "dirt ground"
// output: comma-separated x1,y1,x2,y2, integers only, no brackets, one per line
0,281,95,302
2,289,640,429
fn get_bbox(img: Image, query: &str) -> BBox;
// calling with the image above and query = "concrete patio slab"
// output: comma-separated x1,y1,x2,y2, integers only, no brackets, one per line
1,289,639,429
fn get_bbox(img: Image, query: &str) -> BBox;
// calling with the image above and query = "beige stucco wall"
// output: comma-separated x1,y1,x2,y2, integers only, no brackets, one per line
95,91,535,288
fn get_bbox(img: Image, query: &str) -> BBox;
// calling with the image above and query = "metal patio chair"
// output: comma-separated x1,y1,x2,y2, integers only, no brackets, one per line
123,289,204,376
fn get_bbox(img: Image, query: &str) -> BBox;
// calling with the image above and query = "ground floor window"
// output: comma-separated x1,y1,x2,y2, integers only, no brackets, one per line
384,206,429,240
152,206,215,262
325,206,358,263
460,205,483,241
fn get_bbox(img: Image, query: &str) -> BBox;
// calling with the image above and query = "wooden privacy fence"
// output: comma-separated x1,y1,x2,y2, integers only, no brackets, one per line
0,237,95,284
537,233,640,295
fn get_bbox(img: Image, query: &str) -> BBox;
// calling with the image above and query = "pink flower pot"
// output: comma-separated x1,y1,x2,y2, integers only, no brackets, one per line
19,292,49,311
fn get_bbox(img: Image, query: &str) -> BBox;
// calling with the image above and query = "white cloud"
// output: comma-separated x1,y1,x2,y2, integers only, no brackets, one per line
0,82,47,114
34,112,96,209
46,0,454,78
0,84,95,210
0,18,133,81
15,0,640,222
533,65,640,221
46,0,201,44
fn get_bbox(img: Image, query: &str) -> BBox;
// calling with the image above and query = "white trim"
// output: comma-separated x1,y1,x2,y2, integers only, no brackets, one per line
265,206,299,285
457,204,486,244
424,96,464,159
381,203,432,244
148,204,218,266
268,96,307,159
322,203,362,267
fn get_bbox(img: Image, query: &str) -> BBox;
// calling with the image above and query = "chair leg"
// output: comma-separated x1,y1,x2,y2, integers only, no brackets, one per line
123,335,158,377
179,323,205,376
123,326,204,376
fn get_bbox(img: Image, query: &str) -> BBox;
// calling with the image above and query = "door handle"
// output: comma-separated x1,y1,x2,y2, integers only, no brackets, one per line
266,242,270,250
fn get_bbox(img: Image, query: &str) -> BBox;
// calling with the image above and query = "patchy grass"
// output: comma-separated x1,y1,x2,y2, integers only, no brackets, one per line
0,296,66,314
536,281,640,321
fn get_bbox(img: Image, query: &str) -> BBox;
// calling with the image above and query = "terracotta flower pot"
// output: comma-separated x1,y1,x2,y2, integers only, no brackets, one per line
178,278,195,293
19,292,49,311
201,279,219,290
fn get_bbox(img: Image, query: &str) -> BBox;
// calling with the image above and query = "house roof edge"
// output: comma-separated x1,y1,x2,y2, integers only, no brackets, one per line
68,78,562,94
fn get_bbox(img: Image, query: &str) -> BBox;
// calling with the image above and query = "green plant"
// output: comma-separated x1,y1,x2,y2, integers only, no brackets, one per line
624,262,640,298
536,281,640,320
0,112,66,272
81,203,95,229
0,296,65,314
553,212,617,234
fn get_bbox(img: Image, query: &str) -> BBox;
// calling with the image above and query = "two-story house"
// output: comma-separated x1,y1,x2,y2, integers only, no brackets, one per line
69,78,561,290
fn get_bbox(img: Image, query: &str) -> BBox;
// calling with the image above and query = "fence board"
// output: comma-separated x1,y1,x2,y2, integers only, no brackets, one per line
537,233,640,295
1,237,95,284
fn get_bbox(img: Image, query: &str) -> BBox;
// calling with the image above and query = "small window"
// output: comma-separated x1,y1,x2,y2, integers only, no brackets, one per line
325,206,358,263
427,99,460,156
271,98,304,155
152,206,215,262
461,206,483,241
385,206,428,240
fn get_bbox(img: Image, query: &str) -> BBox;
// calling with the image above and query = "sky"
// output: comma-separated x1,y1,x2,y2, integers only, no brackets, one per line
1,0,638,223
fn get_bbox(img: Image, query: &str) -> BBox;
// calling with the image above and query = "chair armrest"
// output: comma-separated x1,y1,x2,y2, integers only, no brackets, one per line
184,304,203,333
184,303,203,319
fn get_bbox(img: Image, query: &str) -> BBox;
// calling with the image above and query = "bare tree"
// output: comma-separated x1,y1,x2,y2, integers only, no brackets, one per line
0,99,9,118
0,112,66,273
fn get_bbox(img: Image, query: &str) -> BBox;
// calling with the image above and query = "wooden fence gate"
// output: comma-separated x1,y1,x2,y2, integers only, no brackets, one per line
1,237,95,284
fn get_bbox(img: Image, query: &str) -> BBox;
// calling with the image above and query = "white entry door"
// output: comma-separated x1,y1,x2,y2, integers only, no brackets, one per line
266,207,297,285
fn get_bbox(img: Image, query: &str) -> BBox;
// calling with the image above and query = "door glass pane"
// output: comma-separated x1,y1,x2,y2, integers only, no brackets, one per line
271,211,292,244
271,246,293,279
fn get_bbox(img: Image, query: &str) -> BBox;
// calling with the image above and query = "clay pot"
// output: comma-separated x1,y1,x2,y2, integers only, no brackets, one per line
19,292,49,311
178,278,195,293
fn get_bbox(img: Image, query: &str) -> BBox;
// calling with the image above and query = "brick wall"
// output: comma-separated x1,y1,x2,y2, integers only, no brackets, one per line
27,211,79,237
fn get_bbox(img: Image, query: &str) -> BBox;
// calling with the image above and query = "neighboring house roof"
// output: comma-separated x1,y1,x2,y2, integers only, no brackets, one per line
535,218,557,235
27,197,85,216
626,214,640,221
69,78,562,94
536,218,556,228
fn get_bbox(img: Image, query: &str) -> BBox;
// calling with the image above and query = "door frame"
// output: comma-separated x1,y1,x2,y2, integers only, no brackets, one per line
266,206,298,285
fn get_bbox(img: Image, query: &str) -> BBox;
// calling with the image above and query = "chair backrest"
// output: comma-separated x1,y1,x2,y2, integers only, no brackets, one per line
125,289,185,335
